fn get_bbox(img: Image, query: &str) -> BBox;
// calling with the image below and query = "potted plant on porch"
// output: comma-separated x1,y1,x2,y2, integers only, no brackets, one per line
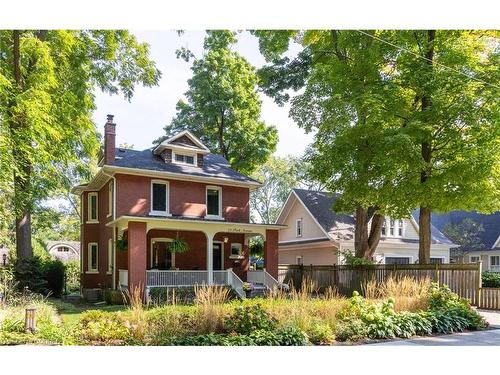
116,235,128,251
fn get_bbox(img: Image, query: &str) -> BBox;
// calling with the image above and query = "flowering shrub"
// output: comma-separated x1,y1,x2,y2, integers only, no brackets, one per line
224,304,278,334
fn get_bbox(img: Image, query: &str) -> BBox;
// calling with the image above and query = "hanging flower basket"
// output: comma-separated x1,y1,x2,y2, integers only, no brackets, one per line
116,236,128,252
169,238,189,254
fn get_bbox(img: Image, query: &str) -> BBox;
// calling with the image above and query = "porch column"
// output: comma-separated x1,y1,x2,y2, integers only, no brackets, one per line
127,221,147,294
264,229,279,279
206,232,214,285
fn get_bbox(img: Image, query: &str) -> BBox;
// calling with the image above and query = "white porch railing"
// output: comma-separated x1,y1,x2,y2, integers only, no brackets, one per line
145,269,246,298
146,270,230,287
118,269,128,290
247,269,280,290
247,270,265,284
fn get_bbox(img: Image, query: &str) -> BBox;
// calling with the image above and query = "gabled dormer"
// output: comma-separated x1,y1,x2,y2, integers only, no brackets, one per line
153,130,210,168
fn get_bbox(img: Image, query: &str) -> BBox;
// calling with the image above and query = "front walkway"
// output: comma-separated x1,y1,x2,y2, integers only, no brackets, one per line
372,310,500,346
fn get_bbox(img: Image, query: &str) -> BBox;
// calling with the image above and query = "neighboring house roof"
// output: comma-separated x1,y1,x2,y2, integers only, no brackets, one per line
46,241,81,255
281,189,453,245
112,148,260,185
430,210,500,250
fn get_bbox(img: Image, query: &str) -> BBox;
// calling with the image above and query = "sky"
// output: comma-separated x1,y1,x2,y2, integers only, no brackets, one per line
92,30,313,157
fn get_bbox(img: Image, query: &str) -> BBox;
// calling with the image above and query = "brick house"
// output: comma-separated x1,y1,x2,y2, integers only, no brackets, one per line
73,115,283,297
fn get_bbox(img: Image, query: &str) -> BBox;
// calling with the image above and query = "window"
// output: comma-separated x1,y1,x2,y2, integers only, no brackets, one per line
430,257,444,264
151,180,169,215
385,257,410,265
389,219,395,236
296,218,303,237
470,256,480,263
107,239,113,273
398,219,404,236
491,256,500,272
381,220,386,236
230,243,242,258
107,181,113,217
296,256,303,265
206,186,221,217
174,153,196,165
57,246,70,252
88,192,98,222
88,243,98,272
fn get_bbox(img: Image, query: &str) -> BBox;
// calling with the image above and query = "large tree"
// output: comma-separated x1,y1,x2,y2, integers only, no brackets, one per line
155,31,278,174
250,155,301,223
443,218,486,256
0,30,161,259
254,30,499,262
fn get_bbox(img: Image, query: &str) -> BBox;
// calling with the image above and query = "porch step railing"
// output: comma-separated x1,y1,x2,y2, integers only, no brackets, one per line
247,269,280,291
228,269,245,299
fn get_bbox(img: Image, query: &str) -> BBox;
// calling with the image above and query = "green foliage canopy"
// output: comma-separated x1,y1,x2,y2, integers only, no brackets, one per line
156,31,278,174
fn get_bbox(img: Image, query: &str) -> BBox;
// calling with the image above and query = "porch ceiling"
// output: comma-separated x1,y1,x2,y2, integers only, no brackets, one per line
106,215,286,237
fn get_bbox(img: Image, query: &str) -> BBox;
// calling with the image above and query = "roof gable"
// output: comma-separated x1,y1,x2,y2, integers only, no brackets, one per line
154,130,210,154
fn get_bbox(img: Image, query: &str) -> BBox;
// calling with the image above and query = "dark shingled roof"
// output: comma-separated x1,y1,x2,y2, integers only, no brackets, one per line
430,211,500,250
293,189,453,245
293,189,355,233
112,148,260,184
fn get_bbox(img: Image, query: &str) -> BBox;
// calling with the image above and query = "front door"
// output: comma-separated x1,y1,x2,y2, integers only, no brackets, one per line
213,243,223,270
153,241,173,270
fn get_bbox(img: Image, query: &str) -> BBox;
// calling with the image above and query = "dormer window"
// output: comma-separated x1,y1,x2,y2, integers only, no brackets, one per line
174,152,196,165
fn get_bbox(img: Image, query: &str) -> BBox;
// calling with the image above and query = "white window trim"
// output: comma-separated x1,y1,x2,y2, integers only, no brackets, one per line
296,218,303,238
398,219,405,237
172,151,197,166
87,242,98,273
430,256,446,264
107,181,113,218
87,192,99,223
383,255,413,264
107,238,113,274
150,180,171,216
205,185,222,219
384,217,404,238
469,255,481,263
490,255,500,271
229,242,243,259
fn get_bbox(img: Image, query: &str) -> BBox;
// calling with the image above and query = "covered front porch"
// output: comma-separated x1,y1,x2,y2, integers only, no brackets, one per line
108,215,283,297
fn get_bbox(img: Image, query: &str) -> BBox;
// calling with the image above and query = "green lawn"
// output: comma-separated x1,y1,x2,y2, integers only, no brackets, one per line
47,298,127,328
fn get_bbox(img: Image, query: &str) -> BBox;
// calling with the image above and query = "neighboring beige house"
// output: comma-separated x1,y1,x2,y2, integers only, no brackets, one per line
276,189,453,265
47,241,80,263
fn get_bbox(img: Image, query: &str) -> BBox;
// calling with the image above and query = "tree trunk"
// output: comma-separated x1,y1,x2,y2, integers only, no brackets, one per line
354,206,369,258
367,213,384,258
418,30,435,264
11,30,34,259
419,206,431,264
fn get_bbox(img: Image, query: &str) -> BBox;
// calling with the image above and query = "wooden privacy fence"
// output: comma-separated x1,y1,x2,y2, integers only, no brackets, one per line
278,263,500,309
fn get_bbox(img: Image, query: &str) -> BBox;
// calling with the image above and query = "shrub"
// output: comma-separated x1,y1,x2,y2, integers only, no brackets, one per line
482,272,500,288
427,283,486,330
307,320,335,345
392,311,433,338
13,257,47,294
169,327,309,346
335,318,369,342
44,259,65,297
71,310,132,345
65,260,80,292
104,289,126,305
224,304,278,334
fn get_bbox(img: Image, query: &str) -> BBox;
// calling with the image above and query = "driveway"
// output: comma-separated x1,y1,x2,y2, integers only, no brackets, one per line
372,310,500,346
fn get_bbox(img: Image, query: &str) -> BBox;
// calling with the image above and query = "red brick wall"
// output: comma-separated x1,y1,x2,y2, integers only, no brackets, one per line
264,229,279,278
81,180,114,289
115,173,250,222
128,221,147,291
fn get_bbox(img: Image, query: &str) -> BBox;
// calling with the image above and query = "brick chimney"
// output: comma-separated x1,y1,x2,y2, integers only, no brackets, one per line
104,114,116,165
